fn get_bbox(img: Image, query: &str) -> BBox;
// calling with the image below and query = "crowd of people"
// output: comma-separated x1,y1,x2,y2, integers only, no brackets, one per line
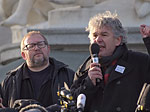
0,11,150,112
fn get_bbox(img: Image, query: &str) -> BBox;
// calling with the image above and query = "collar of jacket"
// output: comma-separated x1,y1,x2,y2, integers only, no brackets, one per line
106,58,133,84
6,57,68,77
78,44,129,74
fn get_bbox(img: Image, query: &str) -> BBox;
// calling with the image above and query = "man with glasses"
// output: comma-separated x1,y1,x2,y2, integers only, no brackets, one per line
0,31,74,110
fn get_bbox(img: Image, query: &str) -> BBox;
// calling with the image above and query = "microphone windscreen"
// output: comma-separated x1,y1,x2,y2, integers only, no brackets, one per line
89,43,100,55
77,94,86,109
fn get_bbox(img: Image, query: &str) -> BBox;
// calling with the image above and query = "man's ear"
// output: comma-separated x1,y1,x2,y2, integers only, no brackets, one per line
47,45,50,53
48,45,50,50
115,36,122,46
21,52,26,60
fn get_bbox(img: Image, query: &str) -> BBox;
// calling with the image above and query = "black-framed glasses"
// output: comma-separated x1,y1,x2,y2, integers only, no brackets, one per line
23,41,47,51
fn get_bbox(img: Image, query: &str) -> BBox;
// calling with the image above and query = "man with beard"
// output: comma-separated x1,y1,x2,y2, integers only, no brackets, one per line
0,31,74,110
71,11,150,112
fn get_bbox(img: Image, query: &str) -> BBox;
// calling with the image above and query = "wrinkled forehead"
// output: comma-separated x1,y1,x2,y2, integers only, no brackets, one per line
89,25,113,33
24,34,45,45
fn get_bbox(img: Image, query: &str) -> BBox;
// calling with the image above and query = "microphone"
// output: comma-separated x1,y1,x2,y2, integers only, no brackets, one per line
89,43,101,85
77,94,86,112
135,83,150,112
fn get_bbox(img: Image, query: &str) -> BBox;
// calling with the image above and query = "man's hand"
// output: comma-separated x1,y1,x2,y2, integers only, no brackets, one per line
140,24,150,38
88,63,103,86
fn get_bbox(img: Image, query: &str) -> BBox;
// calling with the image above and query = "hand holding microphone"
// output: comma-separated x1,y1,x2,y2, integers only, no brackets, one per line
89,43,102,86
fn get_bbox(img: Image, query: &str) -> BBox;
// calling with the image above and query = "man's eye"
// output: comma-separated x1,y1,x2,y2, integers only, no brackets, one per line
28,44,34,48
93,34,98,38
101,33,108,36
102,34,107,36
38,43,44,46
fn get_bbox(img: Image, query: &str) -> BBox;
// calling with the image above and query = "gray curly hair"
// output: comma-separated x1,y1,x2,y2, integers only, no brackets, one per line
86,11,127,44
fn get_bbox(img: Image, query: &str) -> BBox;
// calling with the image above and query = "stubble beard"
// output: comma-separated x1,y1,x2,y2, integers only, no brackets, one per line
28,56,49,68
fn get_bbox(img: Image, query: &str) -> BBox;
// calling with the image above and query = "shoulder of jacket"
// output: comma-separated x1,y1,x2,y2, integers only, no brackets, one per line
125,50,150,64
127,50,149,58
50,57,75,78
50,57,70,71
2,63,24,86
76,56,91,75
6,63,25,76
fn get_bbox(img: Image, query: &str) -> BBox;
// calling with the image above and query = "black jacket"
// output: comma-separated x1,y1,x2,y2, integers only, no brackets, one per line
71,46,150,112
0,57,74,108
143,37,150,55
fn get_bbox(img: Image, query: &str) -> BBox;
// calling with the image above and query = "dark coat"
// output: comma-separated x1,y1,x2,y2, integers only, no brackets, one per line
143,37,150,55
0,57,74,108
71,47,150,112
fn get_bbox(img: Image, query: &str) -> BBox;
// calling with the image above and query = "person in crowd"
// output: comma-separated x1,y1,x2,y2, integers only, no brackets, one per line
0,31,74,109
71,11,150,112
140,24,150,54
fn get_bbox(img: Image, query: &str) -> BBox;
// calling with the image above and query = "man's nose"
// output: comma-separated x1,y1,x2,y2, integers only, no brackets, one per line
95,36,103,42
34,44,40,50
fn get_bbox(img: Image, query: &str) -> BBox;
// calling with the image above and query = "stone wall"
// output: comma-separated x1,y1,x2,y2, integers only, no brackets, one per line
0,27,148,81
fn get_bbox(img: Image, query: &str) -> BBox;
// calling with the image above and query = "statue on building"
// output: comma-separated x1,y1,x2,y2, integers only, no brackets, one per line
0,0,104,27
0,0,77,26
134,0,150,18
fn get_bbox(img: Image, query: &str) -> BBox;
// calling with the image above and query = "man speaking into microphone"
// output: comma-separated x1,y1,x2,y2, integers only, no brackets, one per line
71,11,150,112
